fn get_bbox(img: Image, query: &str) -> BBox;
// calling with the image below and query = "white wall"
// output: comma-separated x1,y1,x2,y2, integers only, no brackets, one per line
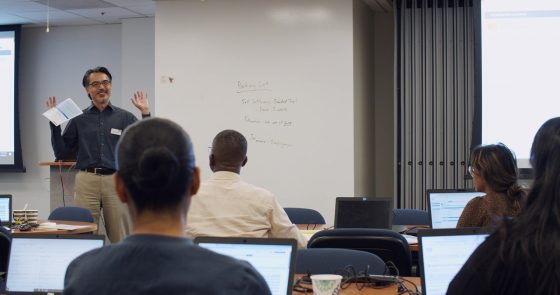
353,1,395,199
3,19,154,218
121,18,155,115
155,0,355,224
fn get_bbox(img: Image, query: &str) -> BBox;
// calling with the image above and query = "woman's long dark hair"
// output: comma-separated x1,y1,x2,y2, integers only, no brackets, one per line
490,117,560,294
470,143,525,209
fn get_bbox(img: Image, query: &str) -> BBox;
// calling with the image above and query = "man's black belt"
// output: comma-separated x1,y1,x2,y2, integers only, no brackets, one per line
81,167,116,175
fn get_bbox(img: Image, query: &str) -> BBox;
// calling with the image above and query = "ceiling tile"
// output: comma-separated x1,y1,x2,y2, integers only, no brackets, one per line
35,0,115,10
123,3,156,16
15,10,90,22
0,13,35,25
0,0,49,13
67,7,142,18
103,0,154,5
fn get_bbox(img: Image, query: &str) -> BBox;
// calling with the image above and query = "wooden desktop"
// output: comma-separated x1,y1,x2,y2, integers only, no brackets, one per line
11,220,97,235
294,274,421,295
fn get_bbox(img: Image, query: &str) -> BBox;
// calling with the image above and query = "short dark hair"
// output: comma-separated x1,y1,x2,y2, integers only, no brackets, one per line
115,118,195,213
211,130,247,165
82,66,112,87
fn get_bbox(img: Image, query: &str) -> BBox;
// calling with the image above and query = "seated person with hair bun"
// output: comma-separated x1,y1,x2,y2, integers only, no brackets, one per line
457,143,527,228
63,118,271,295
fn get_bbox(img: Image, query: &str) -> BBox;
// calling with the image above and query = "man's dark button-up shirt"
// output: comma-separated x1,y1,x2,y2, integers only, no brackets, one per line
50,103,138,170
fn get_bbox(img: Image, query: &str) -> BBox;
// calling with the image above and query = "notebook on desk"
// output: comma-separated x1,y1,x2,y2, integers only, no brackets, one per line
427,190,485,229
0,194,12,227
194,237,297,295
418,228,489,295
334,197,393,229
5,234,105,294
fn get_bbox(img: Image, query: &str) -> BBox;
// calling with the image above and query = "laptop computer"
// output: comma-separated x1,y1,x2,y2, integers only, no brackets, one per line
427,190,485,229
418,228,489,295
5,234,105,294
0,194,12,227
194,237,297,295
334,197,393,229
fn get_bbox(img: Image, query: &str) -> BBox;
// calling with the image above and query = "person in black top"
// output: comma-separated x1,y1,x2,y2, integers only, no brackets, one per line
63,118,271,295
448,116,560,295
47,66,150,243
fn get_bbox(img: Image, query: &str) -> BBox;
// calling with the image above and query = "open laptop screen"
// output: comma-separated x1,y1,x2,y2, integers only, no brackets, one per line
418,229,489,295
6,234,105,294
334,197,393,229
427,190,485,229
0,194,12,226
195,237,296,295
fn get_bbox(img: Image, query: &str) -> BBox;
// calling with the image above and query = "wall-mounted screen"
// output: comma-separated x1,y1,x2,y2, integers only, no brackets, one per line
475,0,560,169
0,25,24,172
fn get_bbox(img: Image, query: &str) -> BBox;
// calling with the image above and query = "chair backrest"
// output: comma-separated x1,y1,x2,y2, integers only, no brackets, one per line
0,231,11,276
284,208,326,225
392,209,430,226
48,206,94,223
296,248,386,275
307,228,412,276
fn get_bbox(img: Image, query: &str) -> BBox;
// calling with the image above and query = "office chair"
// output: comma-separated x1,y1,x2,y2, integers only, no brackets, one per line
307,228,412,276
296,248,386,275
0,231,11,282
392,209,430,226
284,208,326,226
48,206,94,223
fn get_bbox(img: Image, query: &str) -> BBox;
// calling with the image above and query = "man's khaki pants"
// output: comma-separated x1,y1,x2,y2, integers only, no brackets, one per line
74,171,131,243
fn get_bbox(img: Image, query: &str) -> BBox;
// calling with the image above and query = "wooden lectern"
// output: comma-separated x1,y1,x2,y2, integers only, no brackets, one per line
39,162,78,211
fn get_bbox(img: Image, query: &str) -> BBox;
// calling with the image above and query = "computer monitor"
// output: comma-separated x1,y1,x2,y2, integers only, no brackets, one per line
0,194,12,226
5,234,105,294
418,228,489,295
334,197,393,229
427,190,485,229
194,237,297,295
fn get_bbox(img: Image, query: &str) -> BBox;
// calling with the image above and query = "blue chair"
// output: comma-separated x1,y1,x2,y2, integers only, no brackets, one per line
48,206,94,223
284,208,326,226
392,209,430,226
307,228,412,276
296,248,386,275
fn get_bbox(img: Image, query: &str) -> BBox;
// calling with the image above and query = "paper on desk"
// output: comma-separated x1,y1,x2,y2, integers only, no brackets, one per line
402,234,418,245
56,224,91,231
42,98,82,126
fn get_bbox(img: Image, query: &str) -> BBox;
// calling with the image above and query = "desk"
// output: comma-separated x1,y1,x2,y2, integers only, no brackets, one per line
294,275,421,294
12,220,97,235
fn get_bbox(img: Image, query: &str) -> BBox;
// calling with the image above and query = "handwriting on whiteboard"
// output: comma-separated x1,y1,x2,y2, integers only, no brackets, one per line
238,80,296,147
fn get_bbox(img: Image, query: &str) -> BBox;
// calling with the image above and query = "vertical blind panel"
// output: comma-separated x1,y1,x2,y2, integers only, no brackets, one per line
396,0,475,209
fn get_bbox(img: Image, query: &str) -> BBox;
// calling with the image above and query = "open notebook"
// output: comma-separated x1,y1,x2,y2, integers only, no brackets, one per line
427,190,485,228
0,194,12,227
418,228,489,295
194,237,297,295
5,234,105,294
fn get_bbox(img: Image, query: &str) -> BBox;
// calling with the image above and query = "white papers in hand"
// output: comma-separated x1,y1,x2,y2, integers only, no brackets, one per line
42,98,82,126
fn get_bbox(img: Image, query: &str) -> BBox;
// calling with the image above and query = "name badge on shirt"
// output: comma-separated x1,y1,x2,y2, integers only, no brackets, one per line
111,128,122,136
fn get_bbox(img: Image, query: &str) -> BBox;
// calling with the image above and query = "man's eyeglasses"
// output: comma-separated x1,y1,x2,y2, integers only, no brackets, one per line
88,80,111,88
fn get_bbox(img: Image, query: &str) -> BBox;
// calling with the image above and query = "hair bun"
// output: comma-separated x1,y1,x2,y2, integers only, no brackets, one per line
133,147,179,190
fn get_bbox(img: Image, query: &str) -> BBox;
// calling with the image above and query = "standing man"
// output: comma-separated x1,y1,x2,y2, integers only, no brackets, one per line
186,129,308,248
47,66,150,243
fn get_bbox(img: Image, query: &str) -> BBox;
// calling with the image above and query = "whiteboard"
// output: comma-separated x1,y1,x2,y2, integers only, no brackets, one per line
155,0,354,224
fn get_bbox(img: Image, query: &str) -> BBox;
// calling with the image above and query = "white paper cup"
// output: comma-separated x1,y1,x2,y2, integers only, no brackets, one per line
310,274,342,295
